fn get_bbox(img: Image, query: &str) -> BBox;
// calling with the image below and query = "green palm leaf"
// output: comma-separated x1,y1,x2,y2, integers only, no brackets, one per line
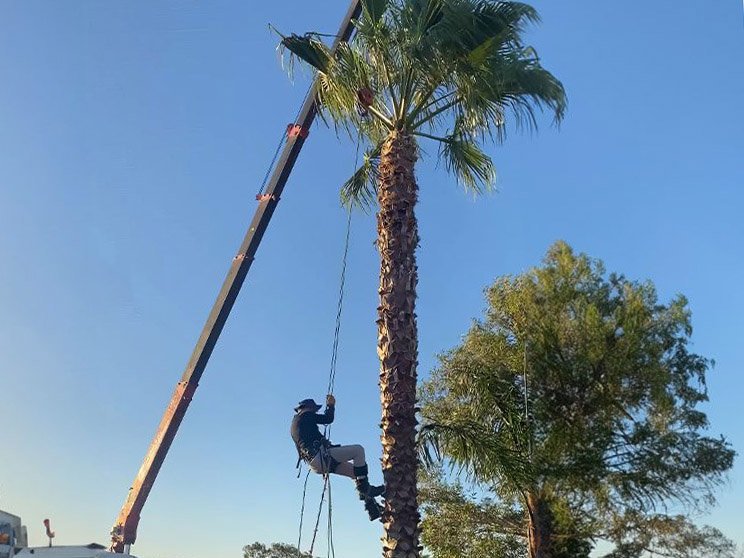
341,142,383,208
278,33,332,74
440,132,496,193
419,421,533,492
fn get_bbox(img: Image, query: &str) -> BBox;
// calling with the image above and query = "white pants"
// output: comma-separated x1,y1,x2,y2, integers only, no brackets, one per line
309,444,366,478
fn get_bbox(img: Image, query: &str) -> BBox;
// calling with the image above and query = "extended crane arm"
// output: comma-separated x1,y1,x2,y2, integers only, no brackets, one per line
109,1,362,553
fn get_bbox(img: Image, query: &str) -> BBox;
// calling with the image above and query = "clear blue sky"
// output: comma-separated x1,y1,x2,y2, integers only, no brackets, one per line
1,2,742,557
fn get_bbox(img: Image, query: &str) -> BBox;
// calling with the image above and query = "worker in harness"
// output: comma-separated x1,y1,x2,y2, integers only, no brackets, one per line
291,394,385,520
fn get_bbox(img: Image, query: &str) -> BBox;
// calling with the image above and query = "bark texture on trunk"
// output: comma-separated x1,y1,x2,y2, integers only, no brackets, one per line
377,130,420,558
527,492,553,558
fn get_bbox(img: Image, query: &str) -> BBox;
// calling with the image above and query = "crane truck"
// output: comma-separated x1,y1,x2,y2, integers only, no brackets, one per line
2,2,361,557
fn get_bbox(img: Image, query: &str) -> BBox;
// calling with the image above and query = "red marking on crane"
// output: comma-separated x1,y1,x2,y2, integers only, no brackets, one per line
286,124,310,139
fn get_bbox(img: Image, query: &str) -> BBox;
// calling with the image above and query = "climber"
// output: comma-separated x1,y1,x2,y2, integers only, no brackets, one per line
291,394,385,520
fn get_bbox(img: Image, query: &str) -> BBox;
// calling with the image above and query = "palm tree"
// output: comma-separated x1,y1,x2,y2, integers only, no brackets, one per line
278,1,565,557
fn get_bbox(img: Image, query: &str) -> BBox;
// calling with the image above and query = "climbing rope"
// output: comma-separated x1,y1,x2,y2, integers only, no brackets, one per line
326,479,336,558
295,136,361,558
295,470,312,554
325,206,353,399
308,474,330,556
297,207,350,558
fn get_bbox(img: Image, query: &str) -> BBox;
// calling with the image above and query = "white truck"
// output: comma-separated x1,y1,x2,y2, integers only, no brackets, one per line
1,510,136,558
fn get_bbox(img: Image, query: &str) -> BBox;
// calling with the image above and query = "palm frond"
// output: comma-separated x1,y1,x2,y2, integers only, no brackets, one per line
483,50,567,127
419,421,532,492
405,0,445,38
439,131,496,193
278,33,333,74
340,141,383,208
474,0,540,39
405,1,565,138
428,0,536,60
467,35,497,68
361,0,390,24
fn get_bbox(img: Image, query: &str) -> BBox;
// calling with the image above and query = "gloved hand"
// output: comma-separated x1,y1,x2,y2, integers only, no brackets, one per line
326,394,336,407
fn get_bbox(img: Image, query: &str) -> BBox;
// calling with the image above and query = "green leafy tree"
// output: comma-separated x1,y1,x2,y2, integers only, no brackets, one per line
420,470,591,558
601,513,737,558
242,542,314,558
421,475,736,558
277,3,565,556
419,241,735,558
419,469,530,558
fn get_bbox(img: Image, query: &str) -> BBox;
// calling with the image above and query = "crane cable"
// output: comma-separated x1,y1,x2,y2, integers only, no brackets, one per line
296,136,361,558
257,84,314,198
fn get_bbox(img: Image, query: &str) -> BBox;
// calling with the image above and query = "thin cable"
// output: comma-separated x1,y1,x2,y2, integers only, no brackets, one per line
257,132,287,197
295,470,311,558
258,83,313,198
326,207,353,397
319,136,361,557
297,133,362,558
326,479,335,558
294,83,314,124
323,135,361,436
308,475,329,554
523,341,532,459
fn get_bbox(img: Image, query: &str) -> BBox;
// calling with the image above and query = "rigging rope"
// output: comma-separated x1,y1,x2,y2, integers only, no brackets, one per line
257,84,314,198
325,206,353,398
326,478,335,558
298,207,351,558
295,470,312,554
308,474,330,555
296,136,361,558
257,131,287,198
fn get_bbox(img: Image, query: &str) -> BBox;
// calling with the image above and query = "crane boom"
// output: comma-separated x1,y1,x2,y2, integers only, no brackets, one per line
109,2,362,552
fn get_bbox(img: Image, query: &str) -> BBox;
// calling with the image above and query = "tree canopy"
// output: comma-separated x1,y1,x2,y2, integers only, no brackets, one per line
419,241,735,556
242,542,314,558
279,0,566,206
419,471,738,558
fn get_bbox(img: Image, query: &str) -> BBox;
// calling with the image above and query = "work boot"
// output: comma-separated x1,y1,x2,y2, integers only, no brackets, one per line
353,465,384,500
363,497,382,521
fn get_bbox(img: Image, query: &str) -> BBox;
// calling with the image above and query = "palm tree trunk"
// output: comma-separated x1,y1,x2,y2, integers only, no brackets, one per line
377,129,420,558
526,492,553,558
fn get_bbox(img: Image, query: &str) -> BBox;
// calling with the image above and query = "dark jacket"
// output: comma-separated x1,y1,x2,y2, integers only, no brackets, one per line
291,405,335,462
